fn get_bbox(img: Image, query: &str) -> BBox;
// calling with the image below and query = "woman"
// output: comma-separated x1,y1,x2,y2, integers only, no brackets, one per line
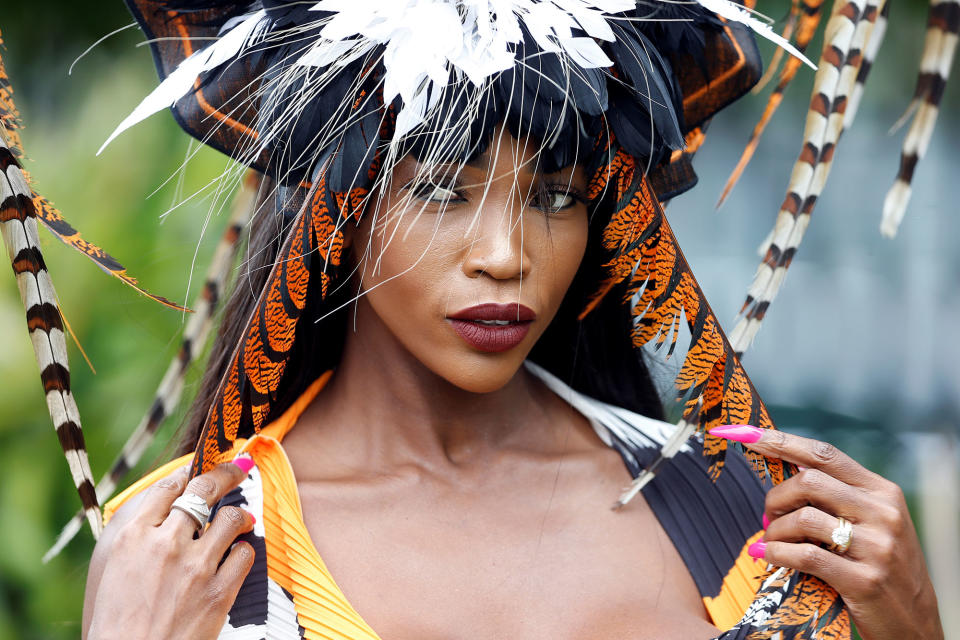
66,0,941,638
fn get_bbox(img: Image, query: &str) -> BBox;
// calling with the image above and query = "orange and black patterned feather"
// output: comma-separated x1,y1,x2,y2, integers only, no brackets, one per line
191,170,351,476
749,573,851,639
31,194,189,311
737,568,850,639
584,146,781,497
584,144,846,636
0,33,23,159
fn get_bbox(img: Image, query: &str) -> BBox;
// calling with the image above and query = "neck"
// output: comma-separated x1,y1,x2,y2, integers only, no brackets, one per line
293,299,570,475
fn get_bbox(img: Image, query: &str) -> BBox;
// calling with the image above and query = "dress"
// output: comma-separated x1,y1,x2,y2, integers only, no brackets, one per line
105,365,773,639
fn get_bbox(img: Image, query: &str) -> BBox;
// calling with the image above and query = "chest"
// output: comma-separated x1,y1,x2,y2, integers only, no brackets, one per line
294,471,718,640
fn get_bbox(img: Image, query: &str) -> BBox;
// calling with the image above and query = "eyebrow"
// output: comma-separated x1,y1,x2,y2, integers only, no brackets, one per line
464,151,489,169
435,151,575,178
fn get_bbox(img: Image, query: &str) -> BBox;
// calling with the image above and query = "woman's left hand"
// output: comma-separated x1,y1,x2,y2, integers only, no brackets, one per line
712,425,944,640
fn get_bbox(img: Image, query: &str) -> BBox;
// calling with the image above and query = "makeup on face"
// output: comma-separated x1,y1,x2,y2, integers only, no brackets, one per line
446,303,536,353
347,131,589,394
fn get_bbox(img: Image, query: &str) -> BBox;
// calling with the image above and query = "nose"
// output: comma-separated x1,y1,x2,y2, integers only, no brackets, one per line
461,200,531,281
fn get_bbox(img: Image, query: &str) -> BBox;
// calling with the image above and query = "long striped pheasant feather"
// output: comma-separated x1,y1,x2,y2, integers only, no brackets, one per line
845,0,889,128
882,0,958,237
1,122,102,537
729,0,884,356
0,28,190,540
718,0,827,206
43,172,259,561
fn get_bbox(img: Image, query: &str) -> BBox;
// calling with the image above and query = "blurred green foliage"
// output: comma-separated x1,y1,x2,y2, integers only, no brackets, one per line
0,1,951,639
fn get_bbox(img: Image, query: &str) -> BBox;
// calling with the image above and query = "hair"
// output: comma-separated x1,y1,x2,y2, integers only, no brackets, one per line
177,158,664,455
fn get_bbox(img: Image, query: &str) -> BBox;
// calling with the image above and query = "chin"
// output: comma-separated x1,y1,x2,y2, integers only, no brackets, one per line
435,352,529,395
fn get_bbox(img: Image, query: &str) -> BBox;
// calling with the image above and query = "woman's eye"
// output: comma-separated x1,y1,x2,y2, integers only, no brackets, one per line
534,189,579,213
407,182,462,204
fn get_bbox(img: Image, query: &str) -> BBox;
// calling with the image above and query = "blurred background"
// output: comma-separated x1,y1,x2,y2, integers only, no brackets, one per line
0,1,957,638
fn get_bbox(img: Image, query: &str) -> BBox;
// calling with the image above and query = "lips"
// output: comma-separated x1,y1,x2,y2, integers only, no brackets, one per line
447,303,536,352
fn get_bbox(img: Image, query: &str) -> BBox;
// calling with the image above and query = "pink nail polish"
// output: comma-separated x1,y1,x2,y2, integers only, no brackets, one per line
233,455,255,474
247,511,256,525
709,425,764,444
747,541,767,560
762,513,770,529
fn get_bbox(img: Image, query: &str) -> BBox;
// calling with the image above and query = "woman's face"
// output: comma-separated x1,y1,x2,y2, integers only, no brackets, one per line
346,133,590,393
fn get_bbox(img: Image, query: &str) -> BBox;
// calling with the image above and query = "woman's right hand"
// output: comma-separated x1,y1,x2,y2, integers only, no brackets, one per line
83,459,256,640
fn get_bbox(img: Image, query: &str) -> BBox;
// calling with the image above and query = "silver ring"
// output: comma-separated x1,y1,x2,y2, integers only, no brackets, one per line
830,517,853,554
170,492,211,530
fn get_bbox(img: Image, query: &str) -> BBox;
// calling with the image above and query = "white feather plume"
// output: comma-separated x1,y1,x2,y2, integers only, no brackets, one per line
301,0,631,137
695,0,816,70
101,0,818,152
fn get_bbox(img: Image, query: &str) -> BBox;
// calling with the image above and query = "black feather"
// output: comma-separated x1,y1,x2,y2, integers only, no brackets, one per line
607,27,684,152
262,0,318,27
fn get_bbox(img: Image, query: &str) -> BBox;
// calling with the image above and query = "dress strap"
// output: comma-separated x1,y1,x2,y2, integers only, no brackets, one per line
261,371,333,442
104,372,332,523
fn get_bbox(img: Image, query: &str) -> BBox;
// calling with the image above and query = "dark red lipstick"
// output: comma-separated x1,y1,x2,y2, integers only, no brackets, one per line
447,303,536,353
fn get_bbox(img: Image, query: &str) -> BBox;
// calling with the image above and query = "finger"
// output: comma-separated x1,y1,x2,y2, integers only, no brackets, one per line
765,468,873,523
164,461,249,535
211,542,256,612
761,540,866,597
138,466,190,526
765,505,841,547
200,506,255,565
709,425,877,488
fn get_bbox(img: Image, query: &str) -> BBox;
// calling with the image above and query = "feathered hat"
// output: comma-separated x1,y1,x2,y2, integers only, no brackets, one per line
105,0,798,478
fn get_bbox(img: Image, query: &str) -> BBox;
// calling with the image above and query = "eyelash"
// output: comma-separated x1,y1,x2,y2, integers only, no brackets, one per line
405,181,586,214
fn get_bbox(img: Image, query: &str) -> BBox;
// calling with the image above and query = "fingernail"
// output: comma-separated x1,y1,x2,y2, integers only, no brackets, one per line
797,465,807,472
762,513,770,529
246,510,256,525
709,425,764,444
232,455,255,474
747,541,767,560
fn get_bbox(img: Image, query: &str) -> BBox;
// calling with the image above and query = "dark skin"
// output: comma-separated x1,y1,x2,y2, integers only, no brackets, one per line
279,135,718,637
83,132,942,639
734,429,943,640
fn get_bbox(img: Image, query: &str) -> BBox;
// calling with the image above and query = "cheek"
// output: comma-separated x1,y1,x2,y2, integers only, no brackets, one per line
530,213,589,308
355,212,456,320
